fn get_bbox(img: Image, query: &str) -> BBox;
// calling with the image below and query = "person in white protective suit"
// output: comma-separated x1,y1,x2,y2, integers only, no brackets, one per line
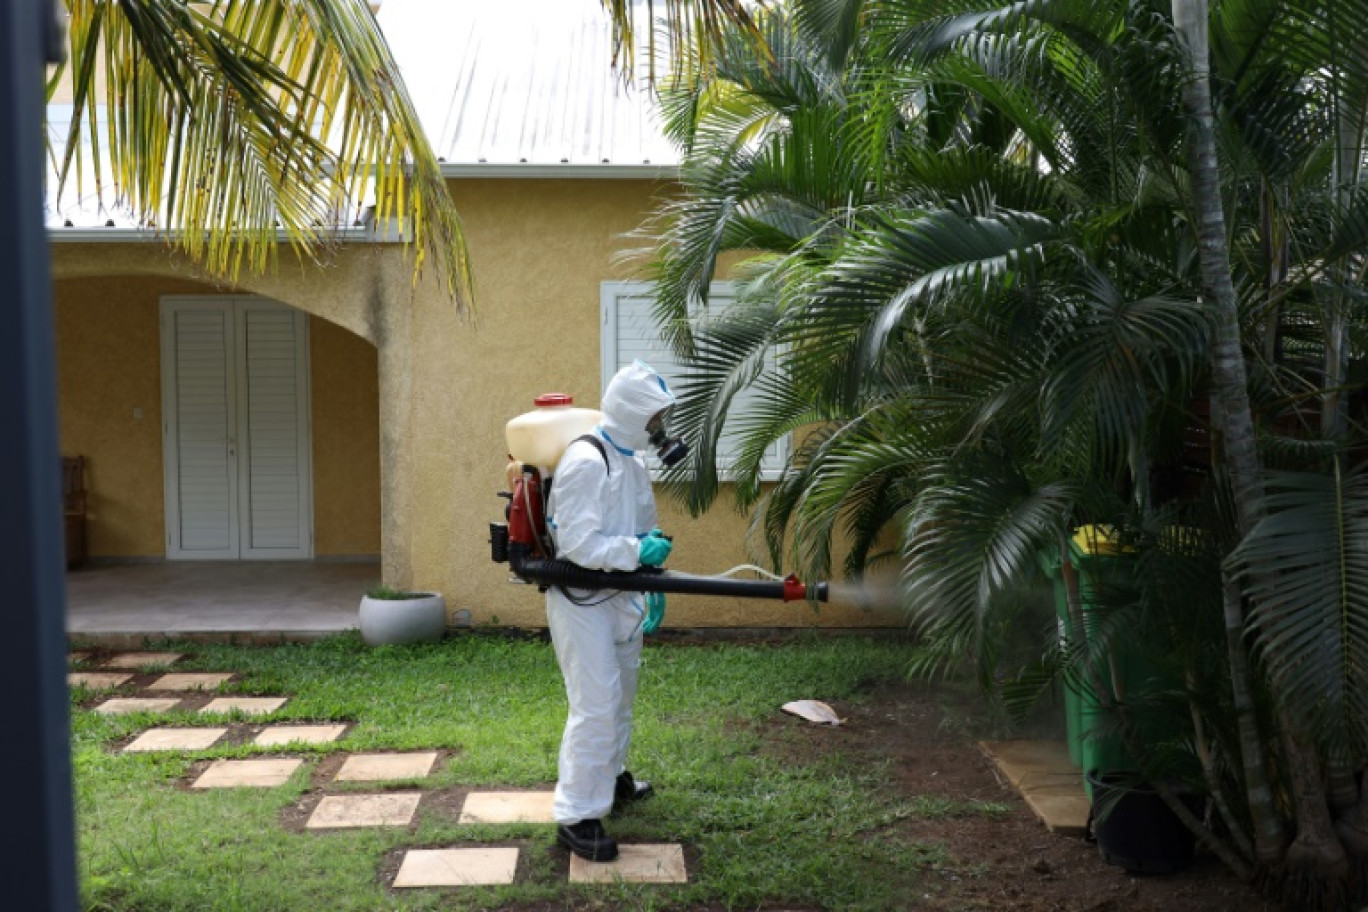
545,360,678,862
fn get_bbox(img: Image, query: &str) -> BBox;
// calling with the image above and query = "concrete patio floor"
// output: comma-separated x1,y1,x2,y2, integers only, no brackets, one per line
66,561,379,645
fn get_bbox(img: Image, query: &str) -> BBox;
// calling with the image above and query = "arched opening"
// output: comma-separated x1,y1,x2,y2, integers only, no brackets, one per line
53,270,382,637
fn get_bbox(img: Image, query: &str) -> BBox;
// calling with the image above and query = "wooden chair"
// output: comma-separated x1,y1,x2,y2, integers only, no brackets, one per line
62,456,87,569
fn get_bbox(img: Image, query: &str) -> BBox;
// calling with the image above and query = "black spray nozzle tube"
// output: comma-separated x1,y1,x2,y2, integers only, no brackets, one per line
508,543,828,602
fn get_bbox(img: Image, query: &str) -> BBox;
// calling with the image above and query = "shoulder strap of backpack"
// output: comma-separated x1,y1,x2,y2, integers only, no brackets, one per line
570,433,611,475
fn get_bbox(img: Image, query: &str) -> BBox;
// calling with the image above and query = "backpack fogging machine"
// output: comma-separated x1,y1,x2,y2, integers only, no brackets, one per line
487,393,828,603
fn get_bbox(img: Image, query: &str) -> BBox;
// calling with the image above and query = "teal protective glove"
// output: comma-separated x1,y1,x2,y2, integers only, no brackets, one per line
644,591,666,634
637,530,673,567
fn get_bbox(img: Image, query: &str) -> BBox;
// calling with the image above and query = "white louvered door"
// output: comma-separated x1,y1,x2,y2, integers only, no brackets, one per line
163,303,240,558
161,298,313,559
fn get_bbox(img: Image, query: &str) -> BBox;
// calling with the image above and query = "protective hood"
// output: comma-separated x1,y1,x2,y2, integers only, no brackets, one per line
600,360,676,453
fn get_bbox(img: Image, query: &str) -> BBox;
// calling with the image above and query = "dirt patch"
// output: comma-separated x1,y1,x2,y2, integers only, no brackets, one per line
783,681,1278,912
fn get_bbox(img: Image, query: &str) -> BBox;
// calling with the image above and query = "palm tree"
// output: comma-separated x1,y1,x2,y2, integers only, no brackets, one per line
639,0,1368,905
50,0,472,299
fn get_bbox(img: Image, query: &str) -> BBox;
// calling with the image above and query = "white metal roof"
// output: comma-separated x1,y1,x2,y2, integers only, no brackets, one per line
380,0,678,176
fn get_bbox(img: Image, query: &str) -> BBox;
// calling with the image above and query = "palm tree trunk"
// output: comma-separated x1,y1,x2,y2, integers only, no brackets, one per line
1222,574,1285,862
1188,668,1254,862
1169,0,1290,864
1168,0,1263,533
1281,727,1351,885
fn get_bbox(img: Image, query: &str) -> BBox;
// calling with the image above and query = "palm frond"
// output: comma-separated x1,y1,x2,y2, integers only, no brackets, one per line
53,0,470,300
600,0,764,86
1232,460,1368,758
1038,270,1212,473
902,463,1079,677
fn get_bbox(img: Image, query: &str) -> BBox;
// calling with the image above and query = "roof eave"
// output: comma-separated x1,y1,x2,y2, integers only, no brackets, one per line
46,227,375,243
438,162,678,179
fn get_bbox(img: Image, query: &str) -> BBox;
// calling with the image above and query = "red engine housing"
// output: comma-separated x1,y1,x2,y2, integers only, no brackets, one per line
507,468,549,558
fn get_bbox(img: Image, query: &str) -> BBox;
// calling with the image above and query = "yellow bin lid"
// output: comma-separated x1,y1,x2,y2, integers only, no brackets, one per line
1073,524,1125,555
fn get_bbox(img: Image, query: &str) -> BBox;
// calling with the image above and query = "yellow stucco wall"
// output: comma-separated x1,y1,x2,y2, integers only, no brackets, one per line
53,278,381,558
310,317,382,556
54,277,175,556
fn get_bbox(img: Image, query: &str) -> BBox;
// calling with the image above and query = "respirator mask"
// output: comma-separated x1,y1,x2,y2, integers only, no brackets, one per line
647,409,689,468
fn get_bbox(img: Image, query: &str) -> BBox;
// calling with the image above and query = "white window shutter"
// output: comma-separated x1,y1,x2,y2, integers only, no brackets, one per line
602,282,789,479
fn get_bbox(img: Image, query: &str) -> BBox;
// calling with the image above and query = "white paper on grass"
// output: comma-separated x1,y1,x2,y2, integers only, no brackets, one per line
780,700,843,725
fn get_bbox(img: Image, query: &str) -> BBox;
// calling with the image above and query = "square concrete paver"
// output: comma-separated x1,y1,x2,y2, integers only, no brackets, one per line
305,793,422,829
393,848,519,887
334,752,438,782
148,673,235,691
68,672,132,689
96,697,182,715
569,844,688,884
192,758,304,789
103,651,183,669
124,727,227,752
253,724,347,747
199,697,288,716
458,791,555,824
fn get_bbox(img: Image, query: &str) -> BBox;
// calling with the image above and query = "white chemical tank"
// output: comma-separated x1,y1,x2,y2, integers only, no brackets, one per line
505,393,602,470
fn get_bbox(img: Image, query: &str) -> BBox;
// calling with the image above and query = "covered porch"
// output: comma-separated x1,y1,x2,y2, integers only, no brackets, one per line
66,561,378,645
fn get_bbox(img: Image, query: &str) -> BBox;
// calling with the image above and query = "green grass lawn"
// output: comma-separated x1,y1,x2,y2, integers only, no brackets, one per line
71,633,988,911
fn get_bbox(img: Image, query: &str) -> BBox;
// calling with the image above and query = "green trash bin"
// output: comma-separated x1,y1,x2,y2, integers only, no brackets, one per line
1041,526,1135,798
1041,564,1087,768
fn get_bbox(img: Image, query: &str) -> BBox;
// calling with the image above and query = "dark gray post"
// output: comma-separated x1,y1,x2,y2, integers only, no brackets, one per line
0,1,78,909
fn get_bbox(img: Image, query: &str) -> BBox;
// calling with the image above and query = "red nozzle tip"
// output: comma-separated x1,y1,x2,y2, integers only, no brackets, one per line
782,574,806,602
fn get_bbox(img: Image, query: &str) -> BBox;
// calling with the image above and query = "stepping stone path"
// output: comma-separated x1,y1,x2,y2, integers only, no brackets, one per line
394,848,520,888
102,652,183,669
68,673,132,689
458,791,555,824
254,724,347,747
194,759,303,789
570,845,688,884
336,752,437,781
125,727,227,752
307,793,422,829
200,696,287,716
77,650,690,887
148,673,235,691
96,697,182,715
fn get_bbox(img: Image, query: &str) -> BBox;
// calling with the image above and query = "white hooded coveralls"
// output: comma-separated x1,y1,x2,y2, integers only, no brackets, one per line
545,361,675,825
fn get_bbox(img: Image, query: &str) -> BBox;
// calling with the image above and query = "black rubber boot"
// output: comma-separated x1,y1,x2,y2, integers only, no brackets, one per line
614,770,654,806
556,818,619,862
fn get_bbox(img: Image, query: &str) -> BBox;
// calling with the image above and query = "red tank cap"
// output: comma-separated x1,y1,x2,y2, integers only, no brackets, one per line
533,393,574,407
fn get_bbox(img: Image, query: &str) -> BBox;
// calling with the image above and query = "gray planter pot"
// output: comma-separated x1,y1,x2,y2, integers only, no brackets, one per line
358,593,446,646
